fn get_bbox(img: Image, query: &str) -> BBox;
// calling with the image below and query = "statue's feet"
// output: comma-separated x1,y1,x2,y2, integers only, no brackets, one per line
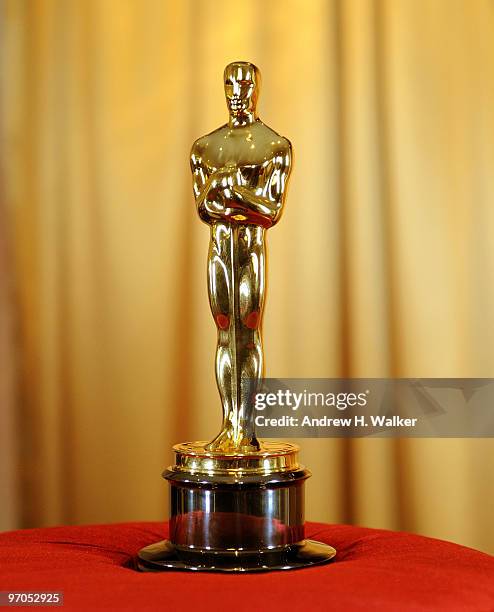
205,429,261,454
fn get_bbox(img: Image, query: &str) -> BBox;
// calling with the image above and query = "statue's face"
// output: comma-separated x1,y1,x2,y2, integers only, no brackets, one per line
224,63,259,117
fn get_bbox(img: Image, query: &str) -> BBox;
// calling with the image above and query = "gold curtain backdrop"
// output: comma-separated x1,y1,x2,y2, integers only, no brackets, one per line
1,0,494,553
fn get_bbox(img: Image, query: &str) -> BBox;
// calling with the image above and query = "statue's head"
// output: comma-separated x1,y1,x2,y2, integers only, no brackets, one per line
224,61,260,119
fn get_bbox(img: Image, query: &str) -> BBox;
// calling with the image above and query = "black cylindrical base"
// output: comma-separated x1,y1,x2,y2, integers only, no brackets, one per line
167,473,307,550
136,442,336,572
137,538,336,572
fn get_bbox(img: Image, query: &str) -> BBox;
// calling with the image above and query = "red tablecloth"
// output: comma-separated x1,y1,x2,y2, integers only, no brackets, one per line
1,521,493,611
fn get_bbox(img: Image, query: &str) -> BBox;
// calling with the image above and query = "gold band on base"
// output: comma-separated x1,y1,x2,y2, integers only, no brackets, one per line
170,440,301,477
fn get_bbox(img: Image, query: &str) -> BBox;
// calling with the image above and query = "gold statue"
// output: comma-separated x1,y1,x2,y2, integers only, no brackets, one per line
190,61,292,452
137,62,336,572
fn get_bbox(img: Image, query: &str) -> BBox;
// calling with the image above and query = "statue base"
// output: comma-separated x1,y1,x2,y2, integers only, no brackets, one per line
137,441,336,572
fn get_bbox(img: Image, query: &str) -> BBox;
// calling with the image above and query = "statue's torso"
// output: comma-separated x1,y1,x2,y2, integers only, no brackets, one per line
193,120,289,178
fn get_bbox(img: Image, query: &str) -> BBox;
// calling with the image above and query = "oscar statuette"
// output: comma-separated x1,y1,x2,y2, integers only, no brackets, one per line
137,61,336,572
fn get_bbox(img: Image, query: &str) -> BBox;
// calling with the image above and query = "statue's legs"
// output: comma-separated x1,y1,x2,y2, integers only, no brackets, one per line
206,222,265,452
236,224,265,449
207,222,235,451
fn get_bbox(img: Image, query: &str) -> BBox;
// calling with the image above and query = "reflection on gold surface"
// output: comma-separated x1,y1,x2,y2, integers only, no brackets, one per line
190,62,292,452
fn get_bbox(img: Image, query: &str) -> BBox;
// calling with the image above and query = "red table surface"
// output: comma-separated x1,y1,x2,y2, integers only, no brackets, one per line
0,521,493,611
